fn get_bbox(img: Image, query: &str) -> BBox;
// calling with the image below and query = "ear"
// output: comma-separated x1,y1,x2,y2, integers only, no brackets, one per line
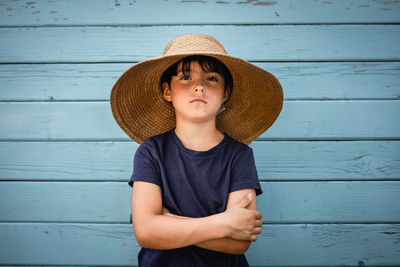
162,82,172,102
222,86,231,102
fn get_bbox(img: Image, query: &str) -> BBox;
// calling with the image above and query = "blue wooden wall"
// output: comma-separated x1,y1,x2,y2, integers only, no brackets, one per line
1,1,400,266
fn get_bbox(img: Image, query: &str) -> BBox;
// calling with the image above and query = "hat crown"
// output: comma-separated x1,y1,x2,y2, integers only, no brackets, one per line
163,34,228,56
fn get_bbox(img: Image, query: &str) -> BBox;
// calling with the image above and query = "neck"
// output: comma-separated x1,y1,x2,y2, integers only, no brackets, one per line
174,119,224,151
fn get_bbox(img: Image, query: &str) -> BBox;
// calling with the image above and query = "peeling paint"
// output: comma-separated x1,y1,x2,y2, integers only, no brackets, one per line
383,0,400,4
252,1,277,5
6,7,13,11
26,1,36,5
216,1,228,3
359,5,369,7
32,10,40,14
181,0,206,2
321,1,332,4
353,154,366,160
354,69,366,73
382,231,398,234
49,10,57,13
275,11,279,16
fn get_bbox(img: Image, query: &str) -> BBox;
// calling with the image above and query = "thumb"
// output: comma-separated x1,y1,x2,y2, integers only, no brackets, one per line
238,193,252,208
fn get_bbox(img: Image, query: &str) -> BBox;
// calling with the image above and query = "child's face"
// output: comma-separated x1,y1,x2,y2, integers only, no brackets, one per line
162,61,230,123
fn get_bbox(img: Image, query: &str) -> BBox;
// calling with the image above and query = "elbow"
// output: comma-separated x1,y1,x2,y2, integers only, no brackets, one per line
237,241,251,254
134,231,147,248
133,222,153,248
230,241,251,255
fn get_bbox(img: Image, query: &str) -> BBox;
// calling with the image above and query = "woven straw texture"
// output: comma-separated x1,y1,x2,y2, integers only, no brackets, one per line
110,34,284,144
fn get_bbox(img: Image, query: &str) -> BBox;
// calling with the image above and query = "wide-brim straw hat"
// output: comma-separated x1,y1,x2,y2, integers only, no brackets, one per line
110,33,283,145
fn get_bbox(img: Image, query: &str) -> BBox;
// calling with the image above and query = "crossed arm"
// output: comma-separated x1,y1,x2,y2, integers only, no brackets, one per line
131,181,263,255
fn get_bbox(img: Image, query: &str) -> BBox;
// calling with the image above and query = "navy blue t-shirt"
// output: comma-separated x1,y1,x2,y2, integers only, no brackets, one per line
129,129,262,267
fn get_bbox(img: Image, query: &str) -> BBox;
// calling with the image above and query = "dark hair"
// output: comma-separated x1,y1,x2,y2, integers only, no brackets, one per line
160,55,233,93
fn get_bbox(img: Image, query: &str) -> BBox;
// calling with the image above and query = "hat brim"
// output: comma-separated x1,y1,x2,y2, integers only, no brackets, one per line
110,52,283,144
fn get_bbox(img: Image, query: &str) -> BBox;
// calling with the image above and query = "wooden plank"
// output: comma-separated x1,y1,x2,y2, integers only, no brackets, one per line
251,140,400,180
1,25,400,63
1,62,399,101
0,0,399,26
0,223,398,266
0,141,399,180
1,181,399,223
0,101,399,140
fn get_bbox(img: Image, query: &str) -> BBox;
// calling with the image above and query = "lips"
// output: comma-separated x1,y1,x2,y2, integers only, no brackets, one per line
190,98,207,103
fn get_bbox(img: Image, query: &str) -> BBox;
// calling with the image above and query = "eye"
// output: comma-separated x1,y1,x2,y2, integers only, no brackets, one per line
208,76,218,82
180,75,190,80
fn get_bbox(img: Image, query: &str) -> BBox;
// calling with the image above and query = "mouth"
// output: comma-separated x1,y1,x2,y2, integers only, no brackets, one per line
190,98,207,103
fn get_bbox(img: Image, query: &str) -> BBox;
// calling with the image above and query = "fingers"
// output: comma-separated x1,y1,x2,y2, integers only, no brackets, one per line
254,219,263,227
254,210,263,220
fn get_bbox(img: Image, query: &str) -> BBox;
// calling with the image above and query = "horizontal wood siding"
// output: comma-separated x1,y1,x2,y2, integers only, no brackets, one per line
1,181,400,223
1,223,399,266
1,0,399,25
0,0,399,266
1,25,399,63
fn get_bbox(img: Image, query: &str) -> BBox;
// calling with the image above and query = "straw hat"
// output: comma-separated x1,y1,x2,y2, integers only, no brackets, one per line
110,33,283,145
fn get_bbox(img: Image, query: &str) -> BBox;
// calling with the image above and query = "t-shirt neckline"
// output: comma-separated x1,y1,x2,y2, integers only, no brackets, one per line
171,128,228,156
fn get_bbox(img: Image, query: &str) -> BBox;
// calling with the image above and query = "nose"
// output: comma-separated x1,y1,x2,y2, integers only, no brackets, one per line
194,86,205,93
194,81,206,94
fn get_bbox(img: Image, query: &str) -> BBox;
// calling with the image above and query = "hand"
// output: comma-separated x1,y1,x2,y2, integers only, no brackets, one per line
223,193,263,242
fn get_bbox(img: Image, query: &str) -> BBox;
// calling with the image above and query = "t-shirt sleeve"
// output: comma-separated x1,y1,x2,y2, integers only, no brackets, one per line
230,146,263,195
128,143,162,188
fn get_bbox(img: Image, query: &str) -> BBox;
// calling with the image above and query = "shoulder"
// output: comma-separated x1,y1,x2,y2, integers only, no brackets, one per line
223,134,253,154
222,134,256,164
137,130,172,153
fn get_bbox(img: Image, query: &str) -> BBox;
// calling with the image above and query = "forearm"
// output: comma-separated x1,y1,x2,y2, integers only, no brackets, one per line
196,237,250,254
134,212,228,250
163,209,251,254
132,183,261,251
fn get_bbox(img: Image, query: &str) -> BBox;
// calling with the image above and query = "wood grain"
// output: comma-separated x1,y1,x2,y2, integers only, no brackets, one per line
0,141,398,180
1,181,399,223
0,0,399,26
1,62,399,101
1,101,399,140
0,223,398,266
0,25,399,63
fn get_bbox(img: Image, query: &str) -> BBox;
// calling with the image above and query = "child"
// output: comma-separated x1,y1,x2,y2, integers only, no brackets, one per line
110,34,283,267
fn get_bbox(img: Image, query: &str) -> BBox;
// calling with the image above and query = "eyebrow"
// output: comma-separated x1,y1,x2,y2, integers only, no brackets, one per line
176,69,221,75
